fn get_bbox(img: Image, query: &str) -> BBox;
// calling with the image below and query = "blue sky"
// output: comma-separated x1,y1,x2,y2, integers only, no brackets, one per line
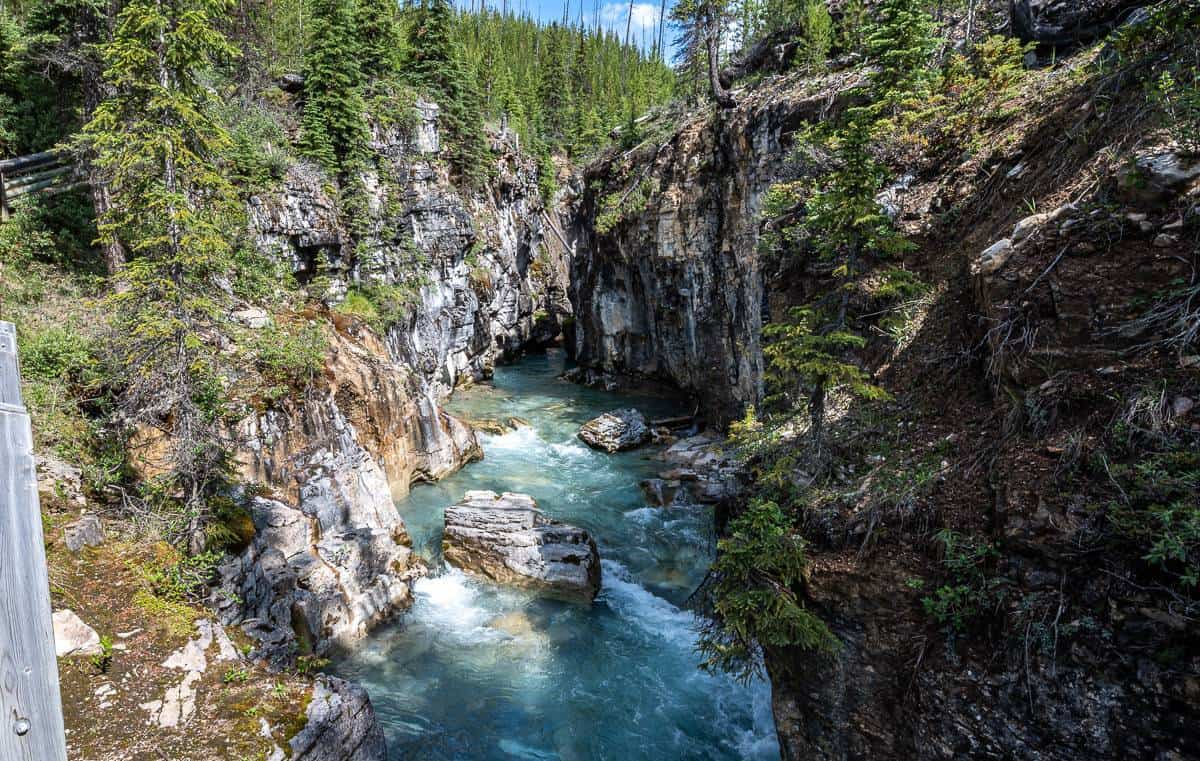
455,0,678,59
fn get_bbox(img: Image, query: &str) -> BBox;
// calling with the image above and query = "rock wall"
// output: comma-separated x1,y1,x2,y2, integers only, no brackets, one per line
565,72,862,425
248,100,571,398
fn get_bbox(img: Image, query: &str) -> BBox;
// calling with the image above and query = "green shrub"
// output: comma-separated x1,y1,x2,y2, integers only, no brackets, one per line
248,320,328,403
698,499,838,682
1103,450,1200,589
921,529,1005,632
19,326,97,384
1150,66,1200,154
139,542,224,604
336,284,420,332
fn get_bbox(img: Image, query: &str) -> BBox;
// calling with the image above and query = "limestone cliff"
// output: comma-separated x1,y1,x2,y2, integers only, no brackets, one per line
565,72,863,425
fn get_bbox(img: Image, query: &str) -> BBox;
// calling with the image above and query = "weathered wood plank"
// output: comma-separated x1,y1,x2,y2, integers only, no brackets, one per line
0,151,60,174
0,320,68,761
5,166,72,192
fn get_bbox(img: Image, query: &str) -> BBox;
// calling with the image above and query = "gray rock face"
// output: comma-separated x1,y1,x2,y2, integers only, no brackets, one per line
578,408,651,452
1117,151,1200,205
216,495,424,669
247,109,570,401
658,434,741,505
290,676,387,761
443,490,601,601
62,514,104,552
1012,0,1143,46
566,72,866,425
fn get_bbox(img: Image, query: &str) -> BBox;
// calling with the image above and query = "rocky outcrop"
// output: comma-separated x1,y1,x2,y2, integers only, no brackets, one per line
236,322,479,503
1012,0,1143,46
248,105,571,399
52,609,102,657
578,408,652,452
657,433,741,505
140,619,240,730
215,494,425,668
62,514,104,552
442,490,602,600
289,676,387,761
566,71,865,425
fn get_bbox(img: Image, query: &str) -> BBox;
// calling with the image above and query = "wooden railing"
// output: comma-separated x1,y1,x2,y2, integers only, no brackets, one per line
0,321,69,761
0,151,81,222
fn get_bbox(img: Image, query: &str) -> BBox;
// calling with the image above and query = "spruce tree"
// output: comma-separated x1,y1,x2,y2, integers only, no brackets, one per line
795,0,834,74
0,13,20,155
865,0,937,113
82,0,242,552
404,0,488,186
298,0,368,172
763,112,904,456
357,0,404,79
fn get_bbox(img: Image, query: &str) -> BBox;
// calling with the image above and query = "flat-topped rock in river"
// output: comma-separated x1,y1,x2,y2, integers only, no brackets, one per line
577,408,652,452
442,490,602,601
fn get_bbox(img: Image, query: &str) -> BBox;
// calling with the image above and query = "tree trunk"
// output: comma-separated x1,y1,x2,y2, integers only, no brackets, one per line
703,5,735,108
809,380,826,462
90,181,126,274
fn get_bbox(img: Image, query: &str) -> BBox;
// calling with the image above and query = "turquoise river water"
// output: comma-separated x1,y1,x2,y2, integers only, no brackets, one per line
331,350,778,760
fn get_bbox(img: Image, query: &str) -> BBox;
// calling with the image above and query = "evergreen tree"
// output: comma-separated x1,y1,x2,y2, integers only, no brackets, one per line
357,0,404,79
795,0,834,74
538,24,572,145
763,112,904,455
670,0,733,107
838,0,867,54
865,0,938,113
0,13,21,155
404,0,488,186
81,0,242,552
298,0,368,172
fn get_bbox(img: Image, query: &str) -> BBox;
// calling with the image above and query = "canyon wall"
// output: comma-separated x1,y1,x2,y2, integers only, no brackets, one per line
565,73,866,425
563,8,1200,757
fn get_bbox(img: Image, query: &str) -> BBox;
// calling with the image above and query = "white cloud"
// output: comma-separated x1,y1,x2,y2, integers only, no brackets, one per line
599,2,663,45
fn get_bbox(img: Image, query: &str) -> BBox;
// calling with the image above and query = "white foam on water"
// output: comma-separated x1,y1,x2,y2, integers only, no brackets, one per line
497,738,558,759
623,506,661,524
599,560,698,641
479,425,546,454
413,570,490,628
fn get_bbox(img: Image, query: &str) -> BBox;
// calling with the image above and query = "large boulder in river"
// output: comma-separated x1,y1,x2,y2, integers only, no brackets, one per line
442,490,602,601
578,408,652,453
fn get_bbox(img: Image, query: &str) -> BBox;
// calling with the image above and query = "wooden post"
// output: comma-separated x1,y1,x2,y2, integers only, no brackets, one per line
1,169,9,223
0,322,68,761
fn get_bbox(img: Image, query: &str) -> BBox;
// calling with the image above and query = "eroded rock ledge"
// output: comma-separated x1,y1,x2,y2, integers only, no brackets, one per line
443,490,602,601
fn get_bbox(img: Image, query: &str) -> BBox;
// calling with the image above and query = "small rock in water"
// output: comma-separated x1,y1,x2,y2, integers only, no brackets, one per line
443,490,602,601
578,408,651,453
488,612,537,637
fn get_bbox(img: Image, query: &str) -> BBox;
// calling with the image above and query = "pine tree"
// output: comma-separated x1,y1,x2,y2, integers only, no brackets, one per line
670,0,733,107
538,23,572,145
865,0,937,113
404,0,488,186
795,0,834,74
763,112,904,455
357,0,404,79
0,13,21,155
81,0,242,552
298,0,368,172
